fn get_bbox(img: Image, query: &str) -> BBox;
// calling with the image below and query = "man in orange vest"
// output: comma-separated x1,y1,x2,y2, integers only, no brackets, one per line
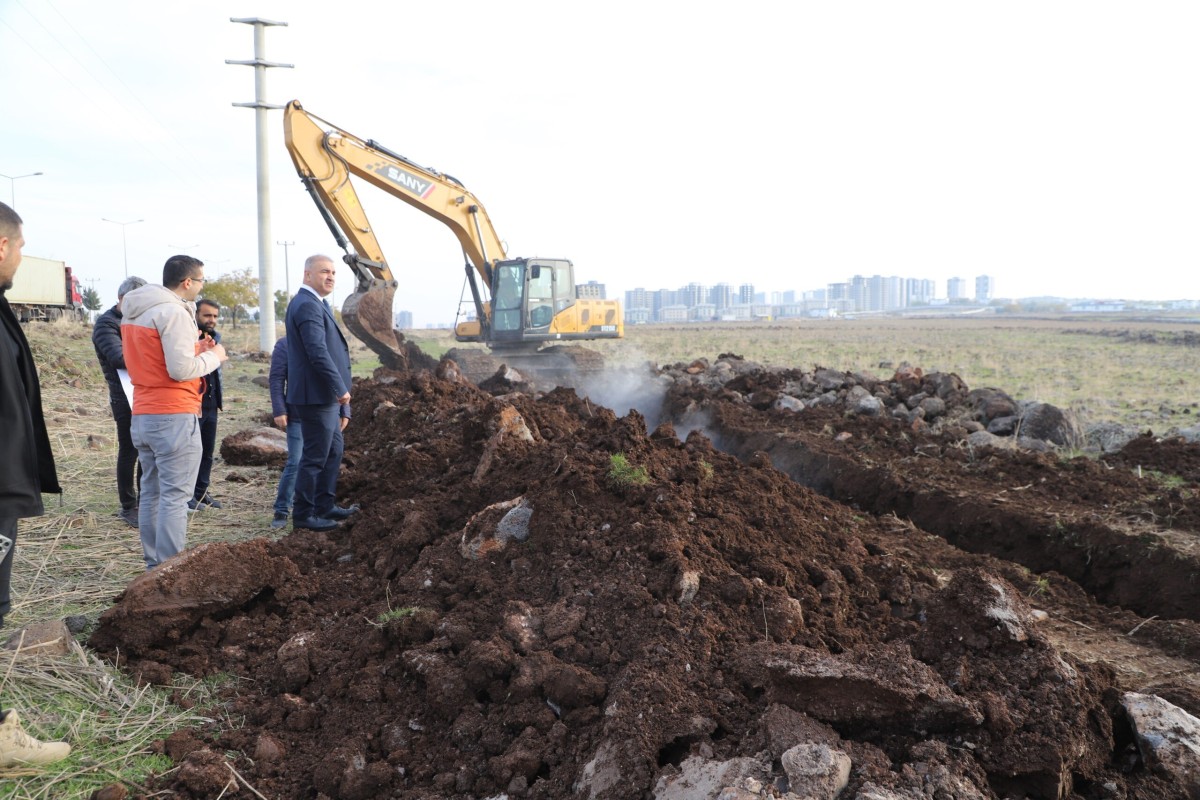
120,255,228,569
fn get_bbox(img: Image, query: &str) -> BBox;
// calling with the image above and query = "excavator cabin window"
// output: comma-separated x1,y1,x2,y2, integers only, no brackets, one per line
527,263,555,329
492,263,525,332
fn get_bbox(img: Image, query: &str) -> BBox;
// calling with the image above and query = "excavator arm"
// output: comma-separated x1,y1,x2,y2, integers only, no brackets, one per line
283,100,507,365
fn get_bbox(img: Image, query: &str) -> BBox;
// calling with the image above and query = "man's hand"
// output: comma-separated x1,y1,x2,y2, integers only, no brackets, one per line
201,340,229,363
339,417,349,432
338,392,351,405
273,414,287,429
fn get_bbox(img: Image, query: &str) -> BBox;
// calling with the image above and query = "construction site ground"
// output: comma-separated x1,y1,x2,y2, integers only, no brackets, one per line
83,353,1200,800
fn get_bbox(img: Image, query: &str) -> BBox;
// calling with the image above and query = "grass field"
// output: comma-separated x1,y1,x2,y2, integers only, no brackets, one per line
412,314,1200,429
0,311,1197,797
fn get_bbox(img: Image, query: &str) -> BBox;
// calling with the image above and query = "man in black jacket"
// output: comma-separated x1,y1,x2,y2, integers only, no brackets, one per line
91,275,148,527
189,298,223,510
0,201,71,766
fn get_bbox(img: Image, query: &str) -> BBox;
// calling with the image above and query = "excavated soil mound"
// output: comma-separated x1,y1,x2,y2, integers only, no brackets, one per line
88,359,1200,799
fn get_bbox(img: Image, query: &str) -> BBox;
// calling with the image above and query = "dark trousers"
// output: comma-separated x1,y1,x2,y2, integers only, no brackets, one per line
193,408,218,501
0,517,17,626
293,403,343,521
112,398,142,510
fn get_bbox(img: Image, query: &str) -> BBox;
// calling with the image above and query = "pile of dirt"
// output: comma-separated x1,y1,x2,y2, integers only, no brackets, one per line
88,357,1200,799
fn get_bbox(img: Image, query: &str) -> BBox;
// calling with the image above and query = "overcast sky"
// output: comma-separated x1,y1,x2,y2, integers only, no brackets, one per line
2,1,1197,327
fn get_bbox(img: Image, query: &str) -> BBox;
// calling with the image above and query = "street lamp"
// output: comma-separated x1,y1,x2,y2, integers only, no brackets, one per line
0,171,43,209
102,218,144,278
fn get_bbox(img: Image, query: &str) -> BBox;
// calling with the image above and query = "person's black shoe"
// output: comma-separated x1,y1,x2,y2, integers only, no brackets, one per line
118,507,139,528
195,494,223,509
321,504,360,521
293,516,339,532
270,512,289,530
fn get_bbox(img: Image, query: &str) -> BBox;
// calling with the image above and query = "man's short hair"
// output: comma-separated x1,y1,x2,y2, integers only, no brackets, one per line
117,276,147,299
197,298,220,312
163,255,204,289
304,254,334,271
0,202,21,238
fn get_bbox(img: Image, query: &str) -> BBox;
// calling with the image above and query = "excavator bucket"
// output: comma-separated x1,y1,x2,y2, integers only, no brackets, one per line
341,284,411,370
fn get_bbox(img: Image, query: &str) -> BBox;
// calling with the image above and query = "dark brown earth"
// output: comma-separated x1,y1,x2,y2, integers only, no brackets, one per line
88,356,1200,799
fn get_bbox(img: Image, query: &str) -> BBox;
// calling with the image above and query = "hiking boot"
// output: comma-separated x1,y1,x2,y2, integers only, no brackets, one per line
0,709,70,768
118,507,138,528
270,512,289,530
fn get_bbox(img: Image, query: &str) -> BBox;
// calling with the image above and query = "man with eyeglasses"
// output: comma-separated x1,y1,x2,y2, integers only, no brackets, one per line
120,256,228,569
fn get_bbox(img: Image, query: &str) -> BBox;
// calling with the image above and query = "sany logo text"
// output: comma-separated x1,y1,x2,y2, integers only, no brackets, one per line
375,165,435,199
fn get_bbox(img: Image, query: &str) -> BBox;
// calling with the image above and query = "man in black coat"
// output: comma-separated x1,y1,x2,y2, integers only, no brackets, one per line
91,275,148,527
189,298,223,510
0,201,71,766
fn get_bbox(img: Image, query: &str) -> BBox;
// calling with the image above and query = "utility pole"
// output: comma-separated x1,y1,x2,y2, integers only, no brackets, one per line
227,18,292,352
277,240,294,304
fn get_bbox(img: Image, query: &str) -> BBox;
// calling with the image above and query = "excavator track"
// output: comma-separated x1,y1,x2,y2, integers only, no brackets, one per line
446,345,606,389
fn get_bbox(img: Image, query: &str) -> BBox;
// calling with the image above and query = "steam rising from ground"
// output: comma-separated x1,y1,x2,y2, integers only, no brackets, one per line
569,365,670,430
567,362,718,443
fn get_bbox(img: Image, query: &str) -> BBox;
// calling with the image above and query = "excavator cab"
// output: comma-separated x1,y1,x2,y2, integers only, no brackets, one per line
485,258,576,344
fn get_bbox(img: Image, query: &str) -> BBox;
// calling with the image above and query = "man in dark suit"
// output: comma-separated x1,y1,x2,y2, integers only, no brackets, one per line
284,255,359,531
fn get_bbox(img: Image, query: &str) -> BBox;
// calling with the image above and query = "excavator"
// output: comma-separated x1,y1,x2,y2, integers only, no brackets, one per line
282,100,623,381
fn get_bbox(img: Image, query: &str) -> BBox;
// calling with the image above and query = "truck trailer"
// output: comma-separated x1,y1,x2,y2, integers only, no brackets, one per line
6,256,85,322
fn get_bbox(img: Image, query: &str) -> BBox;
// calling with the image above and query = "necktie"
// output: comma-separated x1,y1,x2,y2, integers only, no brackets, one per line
323,298,332,311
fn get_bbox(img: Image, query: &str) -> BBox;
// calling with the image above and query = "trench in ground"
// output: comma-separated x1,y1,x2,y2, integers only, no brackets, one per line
687,421,1200,627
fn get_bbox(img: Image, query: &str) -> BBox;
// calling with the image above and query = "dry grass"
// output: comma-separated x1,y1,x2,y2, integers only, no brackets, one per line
1,318,284,798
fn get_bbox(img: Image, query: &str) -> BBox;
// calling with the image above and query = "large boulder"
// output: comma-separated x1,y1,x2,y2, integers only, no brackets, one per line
220,426,288,467
1018,402,1079,446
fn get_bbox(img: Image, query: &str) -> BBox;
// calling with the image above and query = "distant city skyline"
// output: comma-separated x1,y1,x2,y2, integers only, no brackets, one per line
395,270,1198,330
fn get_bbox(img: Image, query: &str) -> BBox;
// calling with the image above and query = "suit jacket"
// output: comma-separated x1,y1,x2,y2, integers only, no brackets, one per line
0,294,61,518
269,335,290,418
284,289,351,410
269,335,350,421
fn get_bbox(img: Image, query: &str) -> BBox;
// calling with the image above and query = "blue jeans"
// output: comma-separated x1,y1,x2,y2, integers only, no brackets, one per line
272,419,303,515
131,413,201,569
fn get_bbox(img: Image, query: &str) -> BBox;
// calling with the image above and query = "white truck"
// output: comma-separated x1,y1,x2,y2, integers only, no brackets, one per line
7,256,84,322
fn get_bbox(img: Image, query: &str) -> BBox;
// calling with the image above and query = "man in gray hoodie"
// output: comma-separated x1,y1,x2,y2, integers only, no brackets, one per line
120,256,227,569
